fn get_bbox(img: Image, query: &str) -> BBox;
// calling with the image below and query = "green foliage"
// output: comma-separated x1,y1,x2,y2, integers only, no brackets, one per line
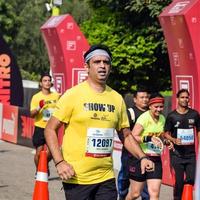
0,0,20,43
160,90,172,97
14,0,50,74
81,2,172,93
61,0,91,24
0,0,172,93
0,0,92,81
20,69,40,81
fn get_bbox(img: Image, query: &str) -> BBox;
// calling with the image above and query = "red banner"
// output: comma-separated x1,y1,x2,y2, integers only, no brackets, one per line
0,34,24,106
40,14,90,94
1,104,18,143
159,0,200,185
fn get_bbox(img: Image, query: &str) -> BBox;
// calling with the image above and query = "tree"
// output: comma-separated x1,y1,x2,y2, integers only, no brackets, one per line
14,1,50,79
0,0,173,92
82,0,172,93
0,0,21,43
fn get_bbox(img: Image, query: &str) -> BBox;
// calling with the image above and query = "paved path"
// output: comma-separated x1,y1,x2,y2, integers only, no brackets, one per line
0,140,173,200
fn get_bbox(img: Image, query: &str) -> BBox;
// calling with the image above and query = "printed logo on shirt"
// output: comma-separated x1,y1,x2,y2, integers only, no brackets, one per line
174,121,180,128
90,113,111,121
188,119,195,124
84,103,115,112
101,114,110,121
91,113,100,120
45,100,57,105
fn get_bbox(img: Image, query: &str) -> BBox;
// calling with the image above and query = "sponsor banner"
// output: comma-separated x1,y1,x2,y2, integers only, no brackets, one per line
161,148,173,186
0,34,23,106
159,0,200,111
17,107,34,148
159,0,200,185
1,104,18,143
40,14,89,94
0,103,3,139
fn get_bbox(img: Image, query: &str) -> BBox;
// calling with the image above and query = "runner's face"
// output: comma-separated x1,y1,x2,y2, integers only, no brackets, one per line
134,92,149,110
40,76,52,90
87,55,111,84
149,103,164,117
177,92,189,108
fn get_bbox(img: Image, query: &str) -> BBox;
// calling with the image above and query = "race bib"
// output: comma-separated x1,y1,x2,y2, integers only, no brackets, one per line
145,142,162,156
42,108,54,121
85,128,114,158
177,128,194,145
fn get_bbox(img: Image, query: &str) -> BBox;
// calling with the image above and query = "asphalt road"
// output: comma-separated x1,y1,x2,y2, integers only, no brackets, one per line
0,140,173,200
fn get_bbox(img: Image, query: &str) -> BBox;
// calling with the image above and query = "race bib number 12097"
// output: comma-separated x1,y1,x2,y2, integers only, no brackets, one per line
85,128,114,158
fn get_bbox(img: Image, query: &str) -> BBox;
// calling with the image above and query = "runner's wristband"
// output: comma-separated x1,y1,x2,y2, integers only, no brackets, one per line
139,156,149,162
142,136,152,143
55,159,64,167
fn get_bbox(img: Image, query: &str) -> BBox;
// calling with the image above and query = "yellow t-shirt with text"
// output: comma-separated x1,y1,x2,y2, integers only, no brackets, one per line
30,91,60,128
53,81,129,184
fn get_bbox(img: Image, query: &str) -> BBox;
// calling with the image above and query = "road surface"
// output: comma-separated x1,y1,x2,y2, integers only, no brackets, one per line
0,140,173,200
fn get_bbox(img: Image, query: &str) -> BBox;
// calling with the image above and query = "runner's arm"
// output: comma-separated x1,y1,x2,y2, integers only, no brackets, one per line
44,116,75,180
44,116,63,163
30,109,39,118
121,127,144,158
131,123,144,143
163,131,181,145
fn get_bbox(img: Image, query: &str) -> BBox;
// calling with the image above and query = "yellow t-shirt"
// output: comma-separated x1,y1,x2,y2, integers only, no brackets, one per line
30,91,60,128
53,81,129,184
137,110,165,156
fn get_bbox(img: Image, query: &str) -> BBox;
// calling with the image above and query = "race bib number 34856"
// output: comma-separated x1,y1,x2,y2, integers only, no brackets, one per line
85,128,114,158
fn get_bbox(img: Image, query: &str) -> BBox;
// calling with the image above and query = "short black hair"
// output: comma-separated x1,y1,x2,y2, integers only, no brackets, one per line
176,89,190,98
149,92,163,100
84,44,112,62
40,72,52,82
133,88,149,98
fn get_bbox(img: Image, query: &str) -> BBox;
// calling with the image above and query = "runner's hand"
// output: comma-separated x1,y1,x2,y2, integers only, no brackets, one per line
36,100,46,111
173,138,182,145
56,160,75,181
140,158,155,174
165,140,174,151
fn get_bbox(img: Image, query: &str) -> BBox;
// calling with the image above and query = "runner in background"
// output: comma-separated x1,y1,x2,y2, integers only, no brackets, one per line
44,44,154,200
117,89,150,200
126,93,166,200
164,89,200,200
30,73,60,176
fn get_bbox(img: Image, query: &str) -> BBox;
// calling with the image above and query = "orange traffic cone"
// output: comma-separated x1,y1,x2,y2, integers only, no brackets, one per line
33,150,49,200
182,184,193,200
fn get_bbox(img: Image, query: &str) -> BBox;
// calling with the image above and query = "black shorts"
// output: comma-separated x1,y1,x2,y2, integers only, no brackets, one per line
128,156,162,182
32,126,46,148
62,178,117,200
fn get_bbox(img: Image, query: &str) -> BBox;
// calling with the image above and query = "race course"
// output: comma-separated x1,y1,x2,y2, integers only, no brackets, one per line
0,140,173,200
